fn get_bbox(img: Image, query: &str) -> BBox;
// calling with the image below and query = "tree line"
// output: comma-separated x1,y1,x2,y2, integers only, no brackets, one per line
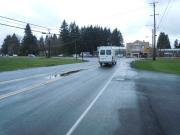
157,32,171,49
0,20,124,56
157,32,180,49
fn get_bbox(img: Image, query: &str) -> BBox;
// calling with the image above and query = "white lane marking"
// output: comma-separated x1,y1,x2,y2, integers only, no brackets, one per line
66,68,118,135
0,77,62,101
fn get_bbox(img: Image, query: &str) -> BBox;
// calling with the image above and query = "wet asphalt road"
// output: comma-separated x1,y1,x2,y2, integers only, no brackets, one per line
0,58,180,135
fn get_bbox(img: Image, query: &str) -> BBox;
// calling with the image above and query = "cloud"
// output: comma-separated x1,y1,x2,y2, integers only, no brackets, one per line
0,0,180,47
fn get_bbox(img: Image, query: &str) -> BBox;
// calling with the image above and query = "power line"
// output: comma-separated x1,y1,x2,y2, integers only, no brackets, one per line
157,0,173,29
0,18,23,25
0,18,32,29
0,21,80,40
0,20,55,34
0,15,60,32
0,15,61,35
0,15,50,30
0,22,47,34
0,20,60,35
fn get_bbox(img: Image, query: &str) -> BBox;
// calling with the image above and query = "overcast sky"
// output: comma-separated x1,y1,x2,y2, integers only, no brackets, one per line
0,0,179,47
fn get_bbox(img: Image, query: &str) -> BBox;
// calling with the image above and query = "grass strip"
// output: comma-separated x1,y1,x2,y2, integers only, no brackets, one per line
0,57,84,72
131,58,180,74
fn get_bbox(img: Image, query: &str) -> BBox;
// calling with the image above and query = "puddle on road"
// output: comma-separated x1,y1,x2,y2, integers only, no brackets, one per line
60,69,82,77
115,78,125,81
46,69,83,79
46,74,61,79
113,76,131,82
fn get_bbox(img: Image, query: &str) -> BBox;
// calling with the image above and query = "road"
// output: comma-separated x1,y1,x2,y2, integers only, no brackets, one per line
0,58,180,135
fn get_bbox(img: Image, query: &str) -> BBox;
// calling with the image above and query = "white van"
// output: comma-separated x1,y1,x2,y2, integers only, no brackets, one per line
98,46,118,66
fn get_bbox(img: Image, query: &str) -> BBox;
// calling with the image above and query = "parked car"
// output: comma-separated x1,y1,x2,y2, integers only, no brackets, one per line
117,54,123,58
28,54,36,57
58,54,63,57
80,52,92,57
13,54,18,57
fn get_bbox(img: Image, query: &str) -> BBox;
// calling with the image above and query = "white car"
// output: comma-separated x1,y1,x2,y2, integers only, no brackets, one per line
28,54,36,57
13,54,18,57
117,54,123,58
58,54,63,57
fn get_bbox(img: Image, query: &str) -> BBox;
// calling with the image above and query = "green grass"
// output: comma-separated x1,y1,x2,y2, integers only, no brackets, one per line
132,58,180,74
0,57,83,72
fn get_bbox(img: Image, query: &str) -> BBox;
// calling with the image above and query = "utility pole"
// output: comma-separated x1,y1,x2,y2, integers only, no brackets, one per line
48,30,51,58
153,2,156,61
152,29,154,48
150,1,158,61
75,40,77,61
81,52,83,61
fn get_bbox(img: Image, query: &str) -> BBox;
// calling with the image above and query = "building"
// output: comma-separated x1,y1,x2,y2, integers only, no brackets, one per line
126,40,152,57
97,46,126,57
158,49,180,57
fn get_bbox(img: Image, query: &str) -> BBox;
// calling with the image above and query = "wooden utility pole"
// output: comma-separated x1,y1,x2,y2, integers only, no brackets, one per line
48,30,51,58
75,40,77,61
153,2,157,61
150,1,158,61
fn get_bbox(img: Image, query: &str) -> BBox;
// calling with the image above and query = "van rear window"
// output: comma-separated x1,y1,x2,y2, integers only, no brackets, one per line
106,50,111,55
100,50,105,55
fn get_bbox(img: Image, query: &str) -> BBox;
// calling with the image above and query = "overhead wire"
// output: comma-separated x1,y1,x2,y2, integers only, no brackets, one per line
0,16,60,35
0,21,82,49
0,8,140,46
0,5,149,36
0,22,47,34
157,0,173,29
0,15,49,30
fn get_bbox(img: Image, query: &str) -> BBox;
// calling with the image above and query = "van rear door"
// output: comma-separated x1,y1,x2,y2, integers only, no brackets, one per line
99,49,112,63
99,49,106,62
105,49,112,62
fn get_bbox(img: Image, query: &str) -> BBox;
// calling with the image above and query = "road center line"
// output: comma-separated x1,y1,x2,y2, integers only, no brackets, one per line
0,68,87,101
0,65,96,85
0,77,62,101
0,73,50,85
66,68,118,135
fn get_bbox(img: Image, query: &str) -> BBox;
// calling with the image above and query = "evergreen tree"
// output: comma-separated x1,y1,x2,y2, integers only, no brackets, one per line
10,34,20,55
165,34,171,49
1,35,11,55
110,28,123,46
38,36,46,56
69,22,80,54
157,32,171,49
58,20,124,55
21,24,39,55
1,34,20,55
51,34,59,56
44,35,49,56
60,20,70,55
174,39,180,48
103,28,111,45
